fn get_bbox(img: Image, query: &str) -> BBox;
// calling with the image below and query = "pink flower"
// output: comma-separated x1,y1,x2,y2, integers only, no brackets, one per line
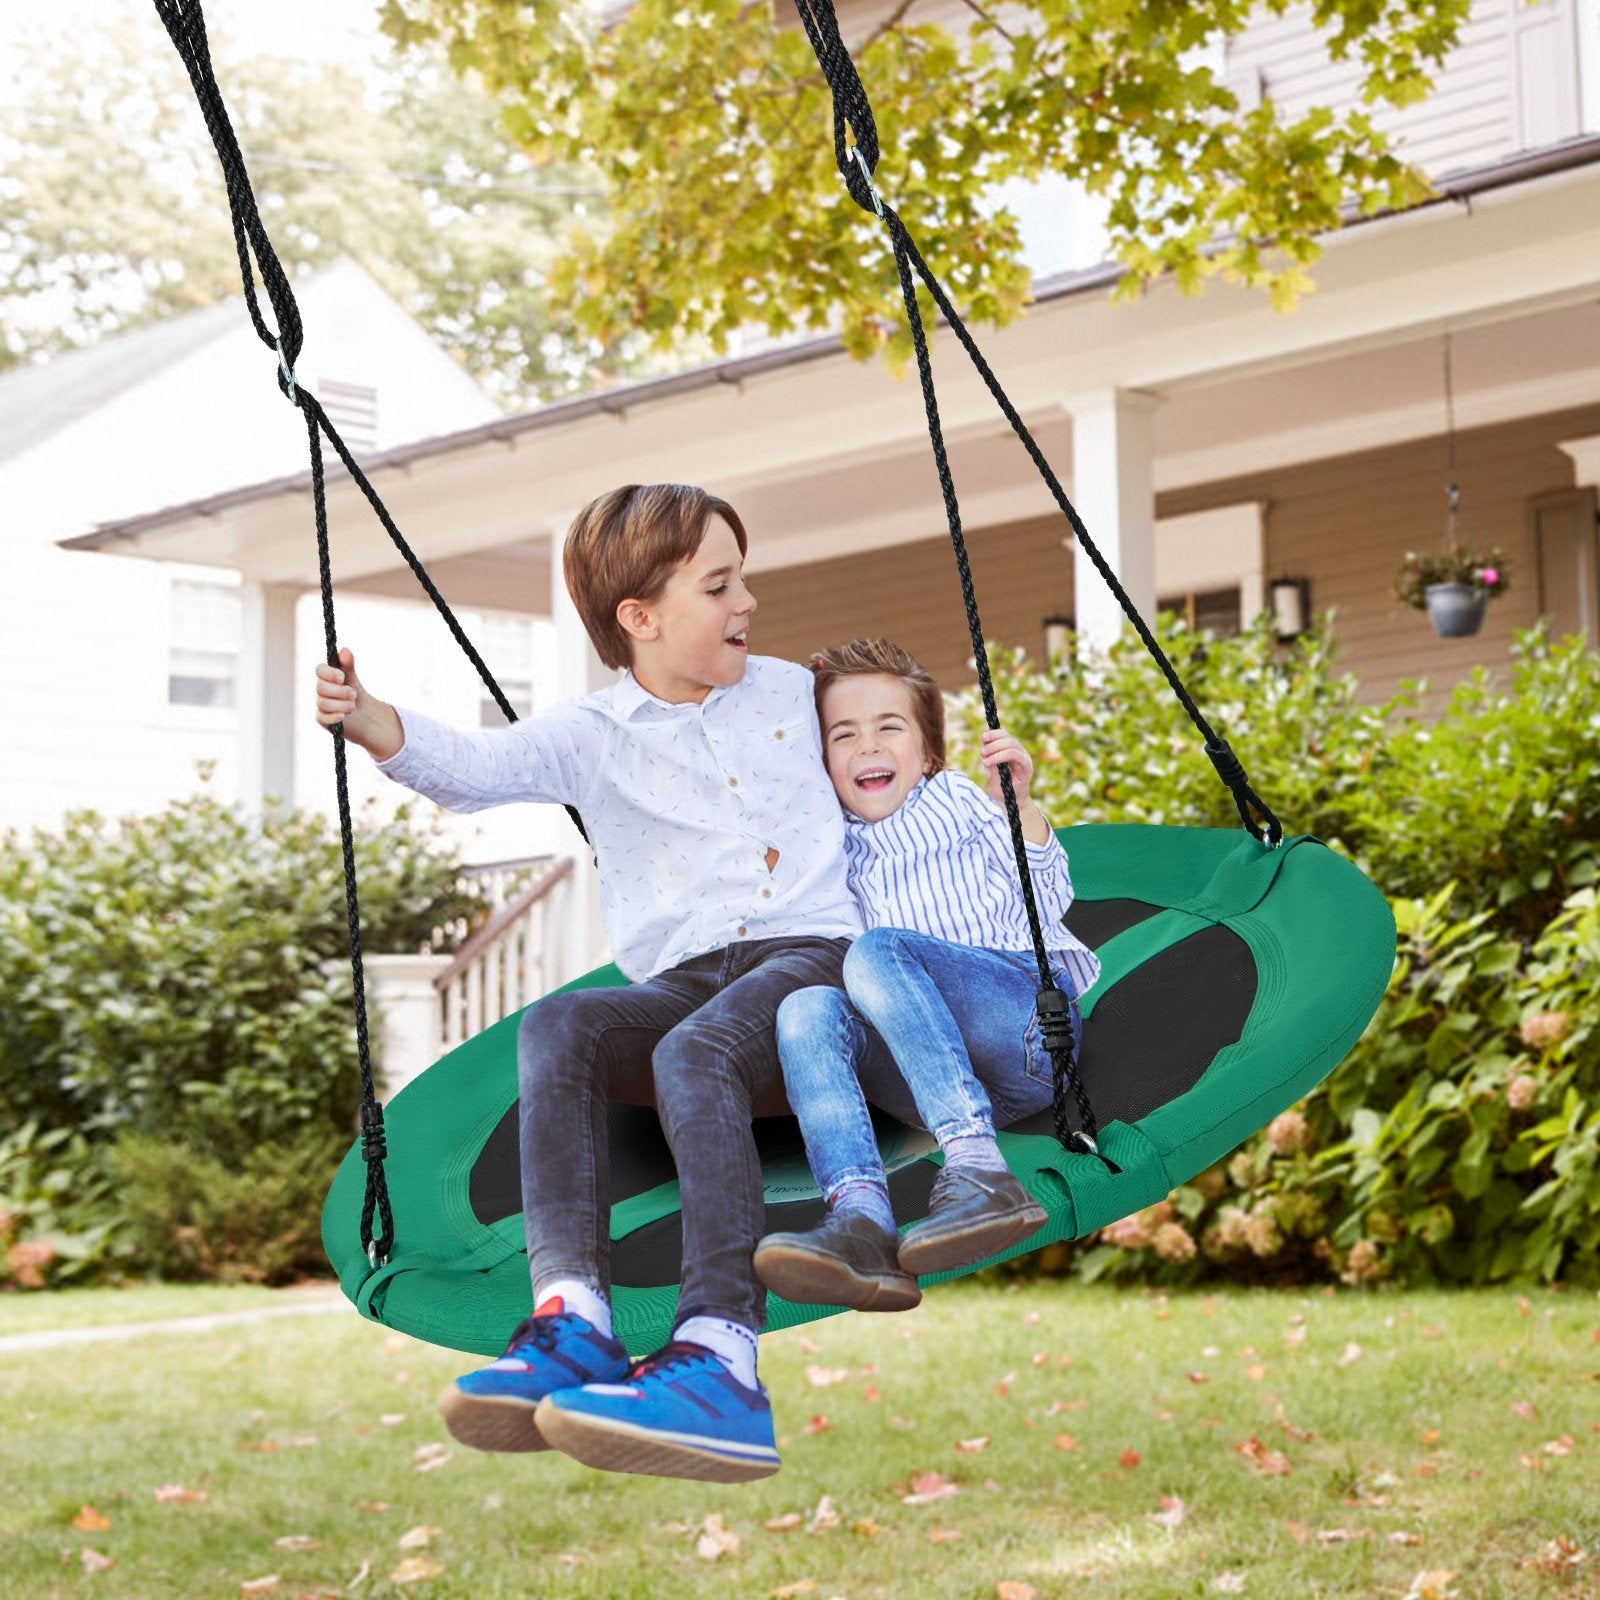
1478,566,1499,587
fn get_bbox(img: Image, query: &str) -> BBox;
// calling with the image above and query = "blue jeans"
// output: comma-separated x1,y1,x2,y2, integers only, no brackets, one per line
774,926,1084,1202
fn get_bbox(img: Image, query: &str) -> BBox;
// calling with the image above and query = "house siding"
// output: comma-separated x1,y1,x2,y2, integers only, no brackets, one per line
751,404,1599,717
1226,0,1585,177
1161,401,1600,714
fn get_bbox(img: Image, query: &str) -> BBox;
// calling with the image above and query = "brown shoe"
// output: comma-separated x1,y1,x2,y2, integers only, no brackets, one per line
755,1210,922,1312
896,1166,1048,1277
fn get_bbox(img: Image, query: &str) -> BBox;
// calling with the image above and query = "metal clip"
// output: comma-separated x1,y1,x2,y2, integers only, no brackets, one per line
275,335,299,407
850,144,885,219
366,1239,387,1270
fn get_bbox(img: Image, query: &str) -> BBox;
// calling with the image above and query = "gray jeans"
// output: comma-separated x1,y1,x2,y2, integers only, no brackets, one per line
516,935,852,1333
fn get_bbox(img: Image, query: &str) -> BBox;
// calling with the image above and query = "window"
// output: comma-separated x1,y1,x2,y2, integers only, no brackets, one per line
1158,585,1243,637
168,576,241,708
469,611,536,727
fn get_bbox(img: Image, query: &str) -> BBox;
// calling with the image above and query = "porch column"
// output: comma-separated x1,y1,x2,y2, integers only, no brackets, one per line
238,580,299,818
1066,388,1163,657
549,511,614,984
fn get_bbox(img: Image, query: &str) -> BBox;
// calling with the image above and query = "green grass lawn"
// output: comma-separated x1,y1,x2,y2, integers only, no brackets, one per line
1,1279,1595,1600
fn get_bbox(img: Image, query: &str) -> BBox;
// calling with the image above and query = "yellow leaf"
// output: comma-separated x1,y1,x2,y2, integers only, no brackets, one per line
72,1506,110,1532
390,1555,446,1583
398,1526,441,1550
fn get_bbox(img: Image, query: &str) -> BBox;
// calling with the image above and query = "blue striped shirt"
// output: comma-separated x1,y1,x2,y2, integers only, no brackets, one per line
843,770,1101,1000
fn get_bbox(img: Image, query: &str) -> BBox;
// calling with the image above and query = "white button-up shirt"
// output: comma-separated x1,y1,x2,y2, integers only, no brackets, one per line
375,654,862,982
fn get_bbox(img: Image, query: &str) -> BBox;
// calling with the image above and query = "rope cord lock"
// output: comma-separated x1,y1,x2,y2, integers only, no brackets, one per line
849,144,885,219
359,1100,388,1163
1034,984,1075,1056
275,335,300,408
366,1239,388,1270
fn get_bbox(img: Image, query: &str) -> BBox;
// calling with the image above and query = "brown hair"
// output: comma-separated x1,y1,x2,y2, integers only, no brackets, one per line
808,638,946,774
563,484,749,670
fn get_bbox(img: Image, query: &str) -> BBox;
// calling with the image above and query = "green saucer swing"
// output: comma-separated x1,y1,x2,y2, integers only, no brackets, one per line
324,823,1393,1356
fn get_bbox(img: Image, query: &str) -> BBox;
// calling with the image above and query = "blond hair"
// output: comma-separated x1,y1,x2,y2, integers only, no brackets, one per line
563,484,749,670
808,638,946,774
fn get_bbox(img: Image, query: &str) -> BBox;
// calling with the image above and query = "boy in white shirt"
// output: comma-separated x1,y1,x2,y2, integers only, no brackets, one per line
314,484,861,1483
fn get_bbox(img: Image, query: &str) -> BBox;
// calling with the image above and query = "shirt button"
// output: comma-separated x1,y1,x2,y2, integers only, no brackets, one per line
728,776,739,787
761,888,772,898
774,729,786,740
737,925,748,936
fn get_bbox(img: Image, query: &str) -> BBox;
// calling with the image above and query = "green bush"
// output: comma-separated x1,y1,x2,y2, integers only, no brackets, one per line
0,792,482,1166
946,618,1600,1288
0,1119,128,1290
112,1128,345,1284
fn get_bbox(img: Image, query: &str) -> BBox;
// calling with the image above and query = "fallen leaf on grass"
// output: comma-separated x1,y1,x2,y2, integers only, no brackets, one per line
346,1558,371,1589
1053,1433,1078,1452
954,1436,991,1454
155,1485,207,1504
796,1335,823,1354
357,1501,389,1515
1234,1437,1292,1476
862,1385,881,1403
803,1365,851,1388
397,1527,440,1551
903,1471,960,1505
1402,1570,1457,1600
1389,1532,1425,1546
1187,1372,1210,1384
995,1583,1037,1600
763,1514,803,1533
770,1583,819,1597
1523,1537,1587,1574
1510,1400,1538,1420
1316,1529,1372,1544
379,1414,406,1427
80,1548,114,1573
928,1528,963,1543
390,1556,445,1583
412,1443,451,1473
273,1536,322,1553
1146,1496,1186,1529
807,1495,842,1533
1243,1364,1267,1382
1541,1436,1574,1456
1211,1574,1246,1593
1118,1449,1141,1469
696,1514,740,1560
803,1415,832,1435
240,1578,279,1596
72,1507,110,1532
851,1517,885,1537
1337,1342,1363,1367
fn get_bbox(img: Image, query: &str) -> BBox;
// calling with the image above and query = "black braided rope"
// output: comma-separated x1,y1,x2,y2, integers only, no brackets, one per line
151,0,580,1268
305,400,393,1262
795,0,1286,1163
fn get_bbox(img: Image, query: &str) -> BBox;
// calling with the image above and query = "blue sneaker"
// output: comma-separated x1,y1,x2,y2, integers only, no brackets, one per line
437,1303,630,1453
535,1340,781,1482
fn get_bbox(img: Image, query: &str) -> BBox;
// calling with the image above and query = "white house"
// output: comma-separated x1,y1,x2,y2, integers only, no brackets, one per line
0,259,581,872
34,0,1600,1080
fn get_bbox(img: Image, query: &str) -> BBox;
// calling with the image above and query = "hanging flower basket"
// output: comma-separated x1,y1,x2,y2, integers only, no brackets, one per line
1395,548,1510,639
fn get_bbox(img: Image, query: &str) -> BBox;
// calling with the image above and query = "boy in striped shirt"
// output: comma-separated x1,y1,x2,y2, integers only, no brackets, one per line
755,638,1101,1312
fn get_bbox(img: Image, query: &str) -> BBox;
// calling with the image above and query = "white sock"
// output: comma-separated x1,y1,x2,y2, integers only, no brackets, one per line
533,1277,613,1339
674,1315,760,1390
